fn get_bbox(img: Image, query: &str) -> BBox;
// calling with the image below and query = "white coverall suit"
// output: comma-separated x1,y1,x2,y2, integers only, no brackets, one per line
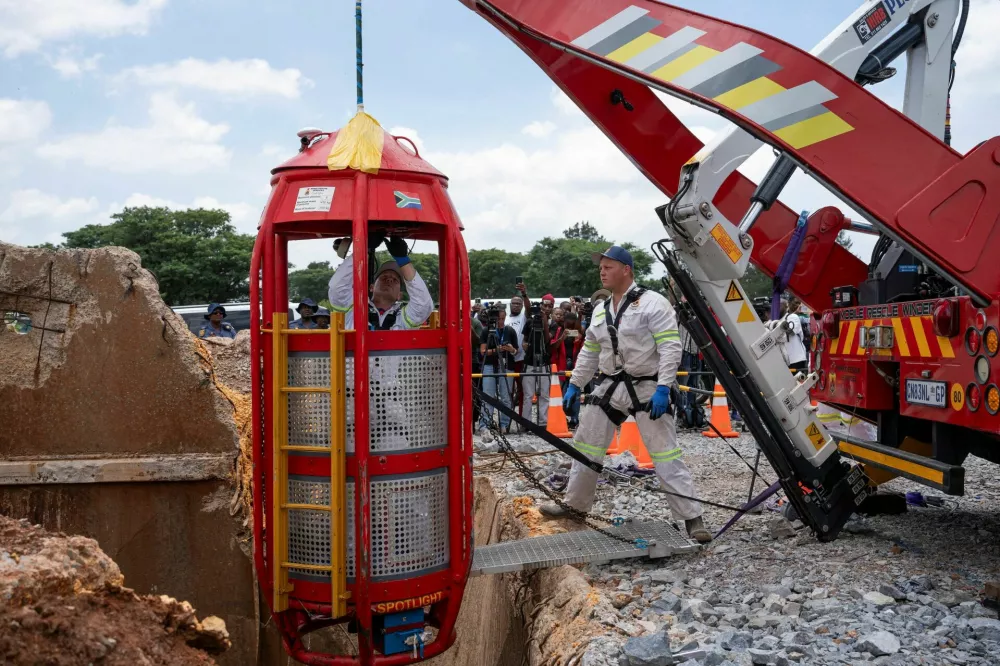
327,253,433,332
327,253,434,449
563,283,703,521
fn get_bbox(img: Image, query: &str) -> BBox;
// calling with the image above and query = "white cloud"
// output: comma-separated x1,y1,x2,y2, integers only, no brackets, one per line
522,120,556,138
119,58,312,99
108,193,259,232
0,189,100,244
550,87,584,116
36,92,231,174
387,126,424,154
49,50,102,78
956,0,1000,90
0,99,53,143
0,0,168,57
425,120,665,252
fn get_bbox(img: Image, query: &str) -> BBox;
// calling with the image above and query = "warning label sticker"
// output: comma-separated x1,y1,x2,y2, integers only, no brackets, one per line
725,281,743,302
294,186,335,213
710,223,743,264
737,302,755,323
805,422,825,450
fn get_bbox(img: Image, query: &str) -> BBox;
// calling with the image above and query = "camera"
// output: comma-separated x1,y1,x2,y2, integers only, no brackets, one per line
530,302,542,324
485,305,501,331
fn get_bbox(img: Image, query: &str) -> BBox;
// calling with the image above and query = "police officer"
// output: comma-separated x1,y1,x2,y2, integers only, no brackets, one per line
327,236,432,331
290,298,319,329
198,303,237,339
539,246,712,543
313,307,331,330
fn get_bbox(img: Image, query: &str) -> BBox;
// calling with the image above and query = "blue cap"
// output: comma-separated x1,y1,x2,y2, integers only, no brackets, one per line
204,303,226,319
297,298,318,312
592,245,633,269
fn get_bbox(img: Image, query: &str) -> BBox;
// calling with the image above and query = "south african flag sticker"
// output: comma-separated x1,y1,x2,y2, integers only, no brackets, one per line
394,191,422,209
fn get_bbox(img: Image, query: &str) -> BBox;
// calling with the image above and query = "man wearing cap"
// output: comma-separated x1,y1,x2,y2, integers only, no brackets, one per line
313,307,331,330
539,245,712,543
327,236,432,331
198,303,237,339
289,298,319,329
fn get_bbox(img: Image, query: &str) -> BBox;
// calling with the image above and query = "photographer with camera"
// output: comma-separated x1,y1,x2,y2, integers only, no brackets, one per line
327,235,432,331
519,294,555,426
478,306,519,437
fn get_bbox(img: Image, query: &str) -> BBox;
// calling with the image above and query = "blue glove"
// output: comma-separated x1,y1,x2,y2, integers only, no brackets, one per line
563,384,580,411
648,385,671,420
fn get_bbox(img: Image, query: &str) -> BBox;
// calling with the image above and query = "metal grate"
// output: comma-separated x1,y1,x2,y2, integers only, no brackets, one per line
287,351,447,454
470,521,698,576
370,470,449,580
361,353,448,454
287,393,330,447
288,352,330,387
288,506,331,580
288,473,449,583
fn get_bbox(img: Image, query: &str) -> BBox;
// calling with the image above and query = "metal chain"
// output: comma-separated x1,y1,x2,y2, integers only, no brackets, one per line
486,418,646,548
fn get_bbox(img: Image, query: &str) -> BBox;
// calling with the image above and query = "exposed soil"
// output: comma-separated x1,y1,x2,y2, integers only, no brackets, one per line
0,515,231,665
0,586,229,666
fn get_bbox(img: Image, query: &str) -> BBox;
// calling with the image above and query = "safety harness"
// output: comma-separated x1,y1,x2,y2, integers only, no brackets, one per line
581,287,677,425
368,301,402,330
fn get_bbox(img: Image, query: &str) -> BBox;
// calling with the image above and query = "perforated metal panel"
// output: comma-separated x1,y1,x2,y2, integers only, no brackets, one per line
287,475,356,582
286,350,447,454
287,393,330,447
360,352,448,454
287,473,448,583
370,470,449,580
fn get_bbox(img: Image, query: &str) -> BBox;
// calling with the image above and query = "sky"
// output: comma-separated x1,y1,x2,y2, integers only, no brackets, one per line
1,0,999,280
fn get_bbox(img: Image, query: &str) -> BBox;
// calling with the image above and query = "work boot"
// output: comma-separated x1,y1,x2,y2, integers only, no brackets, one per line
685,516,713,543
539,502,570,518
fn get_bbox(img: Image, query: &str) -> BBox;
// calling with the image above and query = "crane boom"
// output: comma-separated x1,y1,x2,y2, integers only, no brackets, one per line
460,0,1000,538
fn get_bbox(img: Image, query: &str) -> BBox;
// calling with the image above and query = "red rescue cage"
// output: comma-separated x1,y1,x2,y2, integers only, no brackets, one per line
250,116,474,664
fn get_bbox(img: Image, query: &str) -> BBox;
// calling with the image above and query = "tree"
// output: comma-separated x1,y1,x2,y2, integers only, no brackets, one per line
61,206,254,306
522,235,656,297
835,230,853,250
288,261,335,302
467,249,528,298
562,221,604,242
740,264,773,300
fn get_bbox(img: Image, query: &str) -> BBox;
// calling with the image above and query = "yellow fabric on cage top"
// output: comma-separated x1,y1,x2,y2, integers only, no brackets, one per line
327,110,384,174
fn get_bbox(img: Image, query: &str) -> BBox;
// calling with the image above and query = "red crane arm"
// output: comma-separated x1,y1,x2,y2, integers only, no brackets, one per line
463,0,1000,306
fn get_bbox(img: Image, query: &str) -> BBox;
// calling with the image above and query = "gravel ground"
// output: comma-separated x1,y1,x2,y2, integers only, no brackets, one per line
475,426,1000,666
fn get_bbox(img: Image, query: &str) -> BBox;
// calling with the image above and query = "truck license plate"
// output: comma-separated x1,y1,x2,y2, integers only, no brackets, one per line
905,379,947,408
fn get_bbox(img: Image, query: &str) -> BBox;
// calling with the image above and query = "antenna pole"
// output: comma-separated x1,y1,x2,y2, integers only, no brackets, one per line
356,0,363,110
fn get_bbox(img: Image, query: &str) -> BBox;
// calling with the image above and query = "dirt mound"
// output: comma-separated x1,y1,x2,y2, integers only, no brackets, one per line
204,330,252,395
0,515,230,665
0,515,123,606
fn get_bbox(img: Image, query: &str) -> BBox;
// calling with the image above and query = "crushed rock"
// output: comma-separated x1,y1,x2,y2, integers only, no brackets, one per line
477,428,1000,665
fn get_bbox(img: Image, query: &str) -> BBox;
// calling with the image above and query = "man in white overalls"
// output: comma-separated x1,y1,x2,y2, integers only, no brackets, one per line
539,246,712,543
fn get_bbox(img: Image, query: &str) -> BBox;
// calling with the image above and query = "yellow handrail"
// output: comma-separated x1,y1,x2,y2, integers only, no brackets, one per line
272,312,291,612
330,312,350,616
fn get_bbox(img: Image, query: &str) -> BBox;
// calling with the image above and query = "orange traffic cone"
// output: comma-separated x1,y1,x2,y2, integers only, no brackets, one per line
606,427,622,455
613,416,654,468
703,382,739,438
546,364,572,438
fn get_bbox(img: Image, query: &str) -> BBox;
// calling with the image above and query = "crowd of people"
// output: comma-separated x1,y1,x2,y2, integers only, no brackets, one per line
470,288,610,436
195,236,826,544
